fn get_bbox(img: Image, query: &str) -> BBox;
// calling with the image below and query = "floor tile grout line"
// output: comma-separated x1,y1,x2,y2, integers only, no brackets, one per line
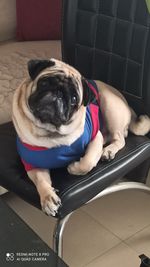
123,222,150,242
78,207,150,266
121,239,146,257
122,222,150,254
81,208,150,242
82,241,144,267
82,209,123,242
81,241,125,267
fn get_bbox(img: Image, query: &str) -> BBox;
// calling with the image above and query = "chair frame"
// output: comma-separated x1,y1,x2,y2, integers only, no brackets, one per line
53,180,150,258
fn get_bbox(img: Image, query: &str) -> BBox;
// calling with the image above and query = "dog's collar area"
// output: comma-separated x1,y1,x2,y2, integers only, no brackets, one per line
86,79,105,134
86,79,101,106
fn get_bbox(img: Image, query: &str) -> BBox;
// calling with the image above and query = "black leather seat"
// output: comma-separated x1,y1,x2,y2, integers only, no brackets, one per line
0,0,150,259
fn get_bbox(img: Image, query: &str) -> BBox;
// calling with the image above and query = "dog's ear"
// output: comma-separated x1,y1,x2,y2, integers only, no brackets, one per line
82,77,96,106
28,59,55,80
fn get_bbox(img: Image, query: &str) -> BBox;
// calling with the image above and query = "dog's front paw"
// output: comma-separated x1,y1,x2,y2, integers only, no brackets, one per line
41,188,61,216
67,159,93,175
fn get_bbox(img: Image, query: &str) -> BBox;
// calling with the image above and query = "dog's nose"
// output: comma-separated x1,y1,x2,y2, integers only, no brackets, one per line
57,90,63,99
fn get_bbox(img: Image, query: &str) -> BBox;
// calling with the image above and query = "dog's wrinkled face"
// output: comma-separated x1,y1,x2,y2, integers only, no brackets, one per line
28,74,80,127
27,58,95,128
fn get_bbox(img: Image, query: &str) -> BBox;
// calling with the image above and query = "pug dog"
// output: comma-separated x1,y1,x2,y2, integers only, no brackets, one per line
12,58,150,216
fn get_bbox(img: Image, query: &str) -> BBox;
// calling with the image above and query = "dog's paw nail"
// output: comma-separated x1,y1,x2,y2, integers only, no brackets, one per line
55,188,59,193
57,200,62,206
101,155,107,161
52,196,61,207
43,206,57,217
52,187,59,193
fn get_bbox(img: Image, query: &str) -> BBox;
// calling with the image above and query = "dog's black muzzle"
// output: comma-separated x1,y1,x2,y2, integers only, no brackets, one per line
28,90,70,127
28,75,79,127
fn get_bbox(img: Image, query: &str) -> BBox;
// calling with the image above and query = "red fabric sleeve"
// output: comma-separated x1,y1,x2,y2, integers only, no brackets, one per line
89,104,100,140
21,159,35,172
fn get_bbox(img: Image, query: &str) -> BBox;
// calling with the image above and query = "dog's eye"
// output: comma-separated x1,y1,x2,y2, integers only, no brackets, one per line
71,96,77,105
38,79,49,89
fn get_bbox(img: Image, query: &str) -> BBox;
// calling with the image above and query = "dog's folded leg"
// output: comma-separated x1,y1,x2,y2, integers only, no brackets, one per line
68,131,103,175
102,131,125,161
28,169,61,216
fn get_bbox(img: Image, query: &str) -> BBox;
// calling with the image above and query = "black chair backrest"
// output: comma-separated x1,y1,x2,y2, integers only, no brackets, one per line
62,0,150,116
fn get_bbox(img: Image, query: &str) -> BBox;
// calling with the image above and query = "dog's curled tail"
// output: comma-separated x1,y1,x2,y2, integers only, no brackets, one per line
129,109,150,136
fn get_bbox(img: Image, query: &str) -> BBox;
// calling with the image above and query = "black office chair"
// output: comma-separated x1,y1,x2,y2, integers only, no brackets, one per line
0,0,150,259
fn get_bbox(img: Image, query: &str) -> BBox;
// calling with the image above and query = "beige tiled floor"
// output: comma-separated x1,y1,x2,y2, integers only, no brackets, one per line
2,172,150,267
